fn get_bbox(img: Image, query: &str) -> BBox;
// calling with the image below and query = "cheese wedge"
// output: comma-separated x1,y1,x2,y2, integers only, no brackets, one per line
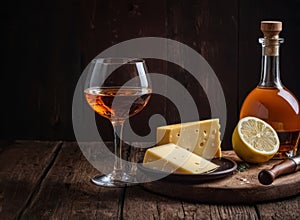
143,143,219,174
156,119,221,159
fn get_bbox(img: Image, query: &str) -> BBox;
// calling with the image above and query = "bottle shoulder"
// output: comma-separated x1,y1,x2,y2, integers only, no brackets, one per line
240,86,300,118
245,87,299,105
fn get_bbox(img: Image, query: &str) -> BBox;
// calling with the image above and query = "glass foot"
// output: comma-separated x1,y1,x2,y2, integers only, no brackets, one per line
91,173,137,187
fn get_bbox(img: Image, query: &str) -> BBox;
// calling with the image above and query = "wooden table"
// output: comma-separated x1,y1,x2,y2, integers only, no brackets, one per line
1,140,300,220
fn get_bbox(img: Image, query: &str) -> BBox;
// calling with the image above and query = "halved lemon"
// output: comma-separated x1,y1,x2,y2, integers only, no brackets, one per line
232,116,279,163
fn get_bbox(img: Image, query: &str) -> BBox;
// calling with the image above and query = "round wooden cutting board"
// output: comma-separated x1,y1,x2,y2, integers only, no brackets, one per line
141,151,300,204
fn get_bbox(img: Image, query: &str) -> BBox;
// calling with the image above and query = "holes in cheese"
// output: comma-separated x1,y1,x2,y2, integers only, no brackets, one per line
156,119,222,159
143,143,219,174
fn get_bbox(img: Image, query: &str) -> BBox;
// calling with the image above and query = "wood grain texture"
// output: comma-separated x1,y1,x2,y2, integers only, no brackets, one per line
0,141,62,220
2,0,300,147
0,140,14,154
80,0,168,142
36,0,81,140
166,0,238,149
2,141,300,219
123,186,186,220
125,144,259,220
183,203,258,220
123,185,258,220
21,142,124,220
141,151,300,204
256,196,300,220
0,0,80,140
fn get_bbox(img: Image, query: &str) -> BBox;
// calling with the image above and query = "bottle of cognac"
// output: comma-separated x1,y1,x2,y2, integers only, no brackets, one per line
240,21,300,159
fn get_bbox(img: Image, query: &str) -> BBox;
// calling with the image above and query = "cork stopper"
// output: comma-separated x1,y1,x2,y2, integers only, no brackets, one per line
260,21,283,56
261,21,282,38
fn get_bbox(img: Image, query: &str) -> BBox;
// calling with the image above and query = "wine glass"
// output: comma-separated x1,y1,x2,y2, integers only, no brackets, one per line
84,58,151,187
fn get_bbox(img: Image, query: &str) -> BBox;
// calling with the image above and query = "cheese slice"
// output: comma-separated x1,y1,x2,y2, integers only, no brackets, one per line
156,119,221,159
143,143,219,174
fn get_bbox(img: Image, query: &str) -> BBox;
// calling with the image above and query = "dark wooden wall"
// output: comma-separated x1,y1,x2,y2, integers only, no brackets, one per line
1,0,300,149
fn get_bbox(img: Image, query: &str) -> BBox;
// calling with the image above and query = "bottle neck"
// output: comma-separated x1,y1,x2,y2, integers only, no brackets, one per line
258,38,284,88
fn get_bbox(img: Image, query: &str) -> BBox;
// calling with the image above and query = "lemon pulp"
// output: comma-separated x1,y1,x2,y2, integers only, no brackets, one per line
232,117,279,163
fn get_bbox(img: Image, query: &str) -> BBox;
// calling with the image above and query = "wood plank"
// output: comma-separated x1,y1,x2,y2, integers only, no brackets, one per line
123,186,185,220
140,151,300,204
256,196,300,220
182,203,258,220
123,186,258,220
0,140,14,154
125,144,258,219
125,142,186,219
37,0,81,140
21,142,124,220
0,0,81,140
166,0,238,149
80,0,168,66
80,0,168,143
0,140,61,220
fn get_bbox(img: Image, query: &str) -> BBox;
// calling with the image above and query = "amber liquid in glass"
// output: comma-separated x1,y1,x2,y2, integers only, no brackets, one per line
240,87,300,158
240,21,300,158
84,87,151,120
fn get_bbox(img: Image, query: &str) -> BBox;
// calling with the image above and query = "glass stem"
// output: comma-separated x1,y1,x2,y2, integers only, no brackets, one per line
111,120,125,180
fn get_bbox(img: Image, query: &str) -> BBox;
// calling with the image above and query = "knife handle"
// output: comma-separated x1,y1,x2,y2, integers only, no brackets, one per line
258,159,297,185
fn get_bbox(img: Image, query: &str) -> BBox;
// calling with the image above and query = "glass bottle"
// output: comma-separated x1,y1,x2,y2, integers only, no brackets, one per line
240,21,300,159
